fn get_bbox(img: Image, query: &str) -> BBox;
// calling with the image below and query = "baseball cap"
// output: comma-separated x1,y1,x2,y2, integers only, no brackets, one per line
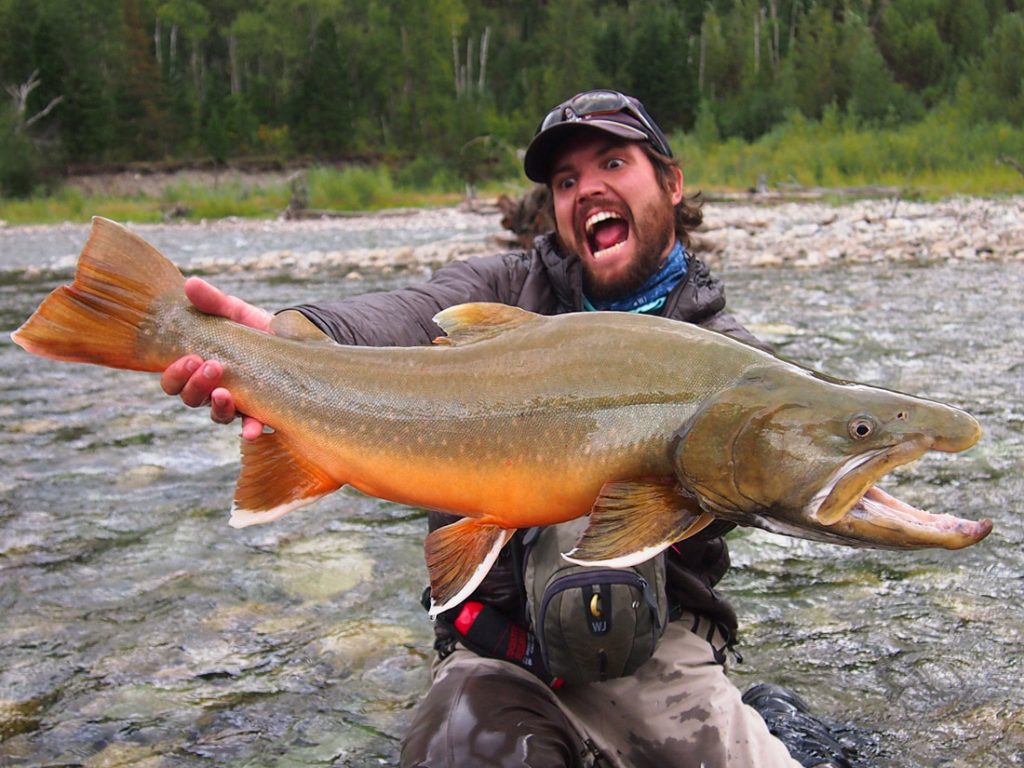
523,90,673,183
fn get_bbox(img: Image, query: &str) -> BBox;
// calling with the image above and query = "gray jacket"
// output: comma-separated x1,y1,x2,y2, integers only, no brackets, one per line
290,233,764,645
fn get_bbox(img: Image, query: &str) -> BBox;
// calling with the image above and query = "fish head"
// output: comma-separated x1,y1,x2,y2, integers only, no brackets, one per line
673,365,991,550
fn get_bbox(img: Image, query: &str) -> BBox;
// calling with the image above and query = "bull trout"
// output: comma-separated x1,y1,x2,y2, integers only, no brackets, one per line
13,218,991,614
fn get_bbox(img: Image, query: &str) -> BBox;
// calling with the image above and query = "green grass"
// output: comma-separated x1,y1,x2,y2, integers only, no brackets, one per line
674,108,1024,198
0,165,467,225
2,114,1022,226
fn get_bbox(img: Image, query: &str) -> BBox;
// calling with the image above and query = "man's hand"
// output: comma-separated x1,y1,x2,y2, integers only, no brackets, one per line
160,277,274,440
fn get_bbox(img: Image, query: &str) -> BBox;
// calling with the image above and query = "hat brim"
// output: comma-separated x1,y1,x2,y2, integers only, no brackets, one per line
523,120,650,183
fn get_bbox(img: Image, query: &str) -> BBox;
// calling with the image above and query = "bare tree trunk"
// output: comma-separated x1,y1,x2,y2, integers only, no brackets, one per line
169,24,178,69
192,43,203,102
478,27,490,92
753,8,760,75
228,33,240,95
768,0,780,74
452,31,461,96
698,21,706,94
5,70,63,131
154,17,162,69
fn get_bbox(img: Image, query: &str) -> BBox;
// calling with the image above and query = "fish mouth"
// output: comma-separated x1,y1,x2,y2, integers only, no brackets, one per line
583,209,630,259
806,439,992,549
842,485,993,549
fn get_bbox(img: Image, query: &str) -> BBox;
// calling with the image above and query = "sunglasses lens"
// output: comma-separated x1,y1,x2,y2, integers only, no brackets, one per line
541,91,629,131
569,90,629,116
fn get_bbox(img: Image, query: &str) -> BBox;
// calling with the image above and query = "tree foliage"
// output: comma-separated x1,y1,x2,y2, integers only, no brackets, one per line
0,0,1021,193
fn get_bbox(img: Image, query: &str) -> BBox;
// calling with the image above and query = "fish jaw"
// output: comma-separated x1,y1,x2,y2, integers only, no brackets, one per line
799,433,991,549
809,438,933,525
674,365,990,551
829,485,992,550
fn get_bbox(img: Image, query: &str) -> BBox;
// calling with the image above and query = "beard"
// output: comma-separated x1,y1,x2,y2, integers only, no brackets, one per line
559,191,677,303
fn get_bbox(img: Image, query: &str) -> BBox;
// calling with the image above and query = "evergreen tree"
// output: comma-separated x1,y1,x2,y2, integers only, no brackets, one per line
115,0,171,159
878,0,952,101
625,1,700,131
957,11,1024,125
291,18,352,156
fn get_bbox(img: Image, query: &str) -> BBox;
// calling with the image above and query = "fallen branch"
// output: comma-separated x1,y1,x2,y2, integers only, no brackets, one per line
996,155,1024,177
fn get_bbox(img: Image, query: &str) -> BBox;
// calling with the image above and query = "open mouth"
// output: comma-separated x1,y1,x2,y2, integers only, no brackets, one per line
585,210,630,258
809,443,923,525
806,442,992,549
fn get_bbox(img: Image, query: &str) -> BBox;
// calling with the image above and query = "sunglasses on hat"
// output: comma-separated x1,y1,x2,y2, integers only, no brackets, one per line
538,90,672,157
524,90,673,182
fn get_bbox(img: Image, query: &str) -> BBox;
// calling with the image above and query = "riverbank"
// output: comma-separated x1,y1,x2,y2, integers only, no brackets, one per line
698,194,1024,269
3,194,1022,276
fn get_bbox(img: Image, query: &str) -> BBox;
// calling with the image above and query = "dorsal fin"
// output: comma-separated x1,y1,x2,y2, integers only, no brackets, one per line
432,302,539,346
269,310,336,344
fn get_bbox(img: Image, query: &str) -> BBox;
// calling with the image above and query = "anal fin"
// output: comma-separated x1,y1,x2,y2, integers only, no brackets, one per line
564,480,715,567
229,431,341,527
425,518,514,616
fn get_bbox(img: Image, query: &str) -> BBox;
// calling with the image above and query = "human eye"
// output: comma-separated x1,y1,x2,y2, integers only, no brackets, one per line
605,157,625,170
555,175,576,190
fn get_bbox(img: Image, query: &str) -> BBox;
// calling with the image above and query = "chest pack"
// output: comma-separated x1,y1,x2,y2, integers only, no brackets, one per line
523,517,668,686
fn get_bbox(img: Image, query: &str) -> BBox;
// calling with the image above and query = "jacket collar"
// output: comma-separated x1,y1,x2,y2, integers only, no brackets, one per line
532,232,726,322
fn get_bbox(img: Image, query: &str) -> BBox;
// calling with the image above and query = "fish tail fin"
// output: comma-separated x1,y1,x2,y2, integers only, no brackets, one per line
563,481,716,567
11,217,186,372
229,430,343,527
425,519,514,617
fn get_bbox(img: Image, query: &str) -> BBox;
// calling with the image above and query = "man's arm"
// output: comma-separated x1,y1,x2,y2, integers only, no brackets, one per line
286,254,530,347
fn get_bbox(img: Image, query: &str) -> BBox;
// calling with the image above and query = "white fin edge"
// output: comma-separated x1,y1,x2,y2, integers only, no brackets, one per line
561,540,674,569
428,528,513,618
228,494,328,528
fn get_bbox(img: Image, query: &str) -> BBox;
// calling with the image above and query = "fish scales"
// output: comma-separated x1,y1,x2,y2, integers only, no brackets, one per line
12,218,992,614
148,291,703,526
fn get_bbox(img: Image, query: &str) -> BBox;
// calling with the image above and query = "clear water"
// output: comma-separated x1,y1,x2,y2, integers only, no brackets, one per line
1,215,1021,766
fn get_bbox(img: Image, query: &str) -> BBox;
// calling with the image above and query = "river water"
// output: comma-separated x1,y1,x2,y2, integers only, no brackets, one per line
1,210,1021,767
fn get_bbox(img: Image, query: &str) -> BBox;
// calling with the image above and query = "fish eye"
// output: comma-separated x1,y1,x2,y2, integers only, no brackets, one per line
848,415,876,440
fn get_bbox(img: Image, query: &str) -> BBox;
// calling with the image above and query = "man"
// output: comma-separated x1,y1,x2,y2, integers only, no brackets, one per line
163,91,852,768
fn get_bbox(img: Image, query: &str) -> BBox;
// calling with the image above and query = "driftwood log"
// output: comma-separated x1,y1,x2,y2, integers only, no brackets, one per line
496,185,555,248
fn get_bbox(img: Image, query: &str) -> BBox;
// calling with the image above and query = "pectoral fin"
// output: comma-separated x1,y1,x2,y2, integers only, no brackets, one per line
424,518,514,616
229,431,342,527
563,481,715,567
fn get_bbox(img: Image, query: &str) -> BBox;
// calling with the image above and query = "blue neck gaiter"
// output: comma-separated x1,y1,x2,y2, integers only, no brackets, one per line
582,240,689,314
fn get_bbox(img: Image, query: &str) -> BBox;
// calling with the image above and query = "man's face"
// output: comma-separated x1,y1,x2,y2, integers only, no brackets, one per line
549,133,683,302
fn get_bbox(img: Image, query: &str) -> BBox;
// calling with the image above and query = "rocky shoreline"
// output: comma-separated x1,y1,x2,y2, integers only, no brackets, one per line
697,194,1024,269
4,194,1022,276
261,194,1024,275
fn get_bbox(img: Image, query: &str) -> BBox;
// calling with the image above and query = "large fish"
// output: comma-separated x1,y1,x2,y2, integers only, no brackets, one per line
13,218,991,614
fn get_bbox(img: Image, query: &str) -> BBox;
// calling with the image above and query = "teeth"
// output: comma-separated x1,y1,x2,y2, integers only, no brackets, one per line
584,211,627,259
585,211,619,233
593,240,626,259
